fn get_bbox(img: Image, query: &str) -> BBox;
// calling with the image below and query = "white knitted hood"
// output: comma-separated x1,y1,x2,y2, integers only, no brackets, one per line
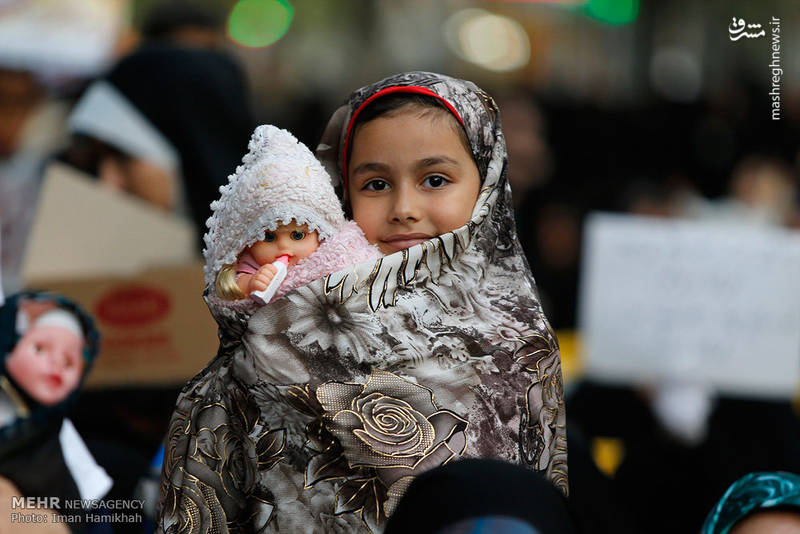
203,125,346,286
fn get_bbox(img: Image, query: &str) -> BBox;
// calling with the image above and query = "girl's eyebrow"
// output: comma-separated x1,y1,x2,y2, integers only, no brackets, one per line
351,161,390,176
415,156,459,170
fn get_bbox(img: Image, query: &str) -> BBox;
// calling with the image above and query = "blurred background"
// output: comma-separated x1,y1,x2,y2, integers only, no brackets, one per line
0,0,798,532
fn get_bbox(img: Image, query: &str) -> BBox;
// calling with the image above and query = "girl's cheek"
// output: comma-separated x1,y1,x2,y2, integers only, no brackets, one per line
351,203,381,244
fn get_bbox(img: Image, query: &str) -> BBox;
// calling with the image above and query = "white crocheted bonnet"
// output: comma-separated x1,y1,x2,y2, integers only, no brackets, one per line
203,125,345,286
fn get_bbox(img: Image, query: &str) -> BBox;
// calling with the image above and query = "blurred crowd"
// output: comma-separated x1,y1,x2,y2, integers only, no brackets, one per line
0,0,798,533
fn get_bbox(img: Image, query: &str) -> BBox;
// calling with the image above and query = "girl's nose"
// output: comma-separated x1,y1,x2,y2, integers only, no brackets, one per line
389,184,420,222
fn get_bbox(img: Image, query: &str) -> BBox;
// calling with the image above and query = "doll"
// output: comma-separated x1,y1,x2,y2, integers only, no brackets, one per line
0,293,112,529
204,124,381,305
0,297,95,431
4,308,84,412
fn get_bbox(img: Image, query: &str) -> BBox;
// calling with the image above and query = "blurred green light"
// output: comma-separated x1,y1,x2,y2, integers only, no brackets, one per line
583,0,639,25
227,0,294,48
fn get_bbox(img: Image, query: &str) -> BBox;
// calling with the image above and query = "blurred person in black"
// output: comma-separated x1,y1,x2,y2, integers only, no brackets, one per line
568,164,800,534
385,459,576,534
498,92,635,533
498,93,581,331
498,93,552,212
140,0,226,50
0,68,69,297
54,28,255,529
680,154,798,226
61,43,255,252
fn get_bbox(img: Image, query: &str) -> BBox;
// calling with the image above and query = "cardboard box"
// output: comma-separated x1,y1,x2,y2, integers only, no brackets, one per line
22,163,198,281
36,264,218,388
20,164,218,387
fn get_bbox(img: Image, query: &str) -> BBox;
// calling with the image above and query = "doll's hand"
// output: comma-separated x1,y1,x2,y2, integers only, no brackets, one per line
249,264,278,293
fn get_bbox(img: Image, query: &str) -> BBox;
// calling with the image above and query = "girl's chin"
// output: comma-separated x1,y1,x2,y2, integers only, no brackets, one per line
377,243,398,255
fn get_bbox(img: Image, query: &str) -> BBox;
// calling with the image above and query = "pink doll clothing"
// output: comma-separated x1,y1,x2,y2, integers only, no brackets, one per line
272,220,381,301
235,249,260,280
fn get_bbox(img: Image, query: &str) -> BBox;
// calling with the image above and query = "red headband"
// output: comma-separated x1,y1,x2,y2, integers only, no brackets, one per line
341,85,466,194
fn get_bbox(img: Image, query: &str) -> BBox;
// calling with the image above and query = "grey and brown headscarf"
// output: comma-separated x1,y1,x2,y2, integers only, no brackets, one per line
157,71,567,534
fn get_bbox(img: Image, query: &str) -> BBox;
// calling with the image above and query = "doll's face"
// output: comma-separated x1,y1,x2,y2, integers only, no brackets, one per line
248,221,320,267
6,325,84,406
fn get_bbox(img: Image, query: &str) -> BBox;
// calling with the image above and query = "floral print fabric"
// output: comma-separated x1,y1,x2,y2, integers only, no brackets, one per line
157,72,567,534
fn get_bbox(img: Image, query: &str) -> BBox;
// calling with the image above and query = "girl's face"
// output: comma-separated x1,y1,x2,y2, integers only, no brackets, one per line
348,110,481,255
248,221,319,266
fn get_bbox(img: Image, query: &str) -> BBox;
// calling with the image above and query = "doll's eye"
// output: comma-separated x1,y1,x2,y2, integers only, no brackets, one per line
264,232,276,242
291,231,306,241
33,343,44,354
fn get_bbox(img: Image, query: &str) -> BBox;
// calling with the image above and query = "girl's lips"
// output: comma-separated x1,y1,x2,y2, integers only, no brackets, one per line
381,234,433,251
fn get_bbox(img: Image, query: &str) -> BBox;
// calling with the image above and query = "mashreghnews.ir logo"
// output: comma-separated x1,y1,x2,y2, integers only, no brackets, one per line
728,16,782,120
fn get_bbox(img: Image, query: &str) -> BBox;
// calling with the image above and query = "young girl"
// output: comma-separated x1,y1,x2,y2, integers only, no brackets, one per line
158,72,566,534
203,124,381,307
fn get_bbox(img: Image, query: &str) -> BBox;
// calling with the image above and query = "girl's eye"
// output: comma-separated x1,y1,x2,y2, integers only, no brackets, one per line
423,174,449,188
363,179,390,192
264,232,276,242
34,343,44,354
291,231,306,241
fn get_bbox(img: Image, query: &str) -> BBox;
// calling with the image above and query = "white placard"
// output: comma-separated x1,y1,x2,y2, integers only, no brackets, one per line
578,213,800,398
